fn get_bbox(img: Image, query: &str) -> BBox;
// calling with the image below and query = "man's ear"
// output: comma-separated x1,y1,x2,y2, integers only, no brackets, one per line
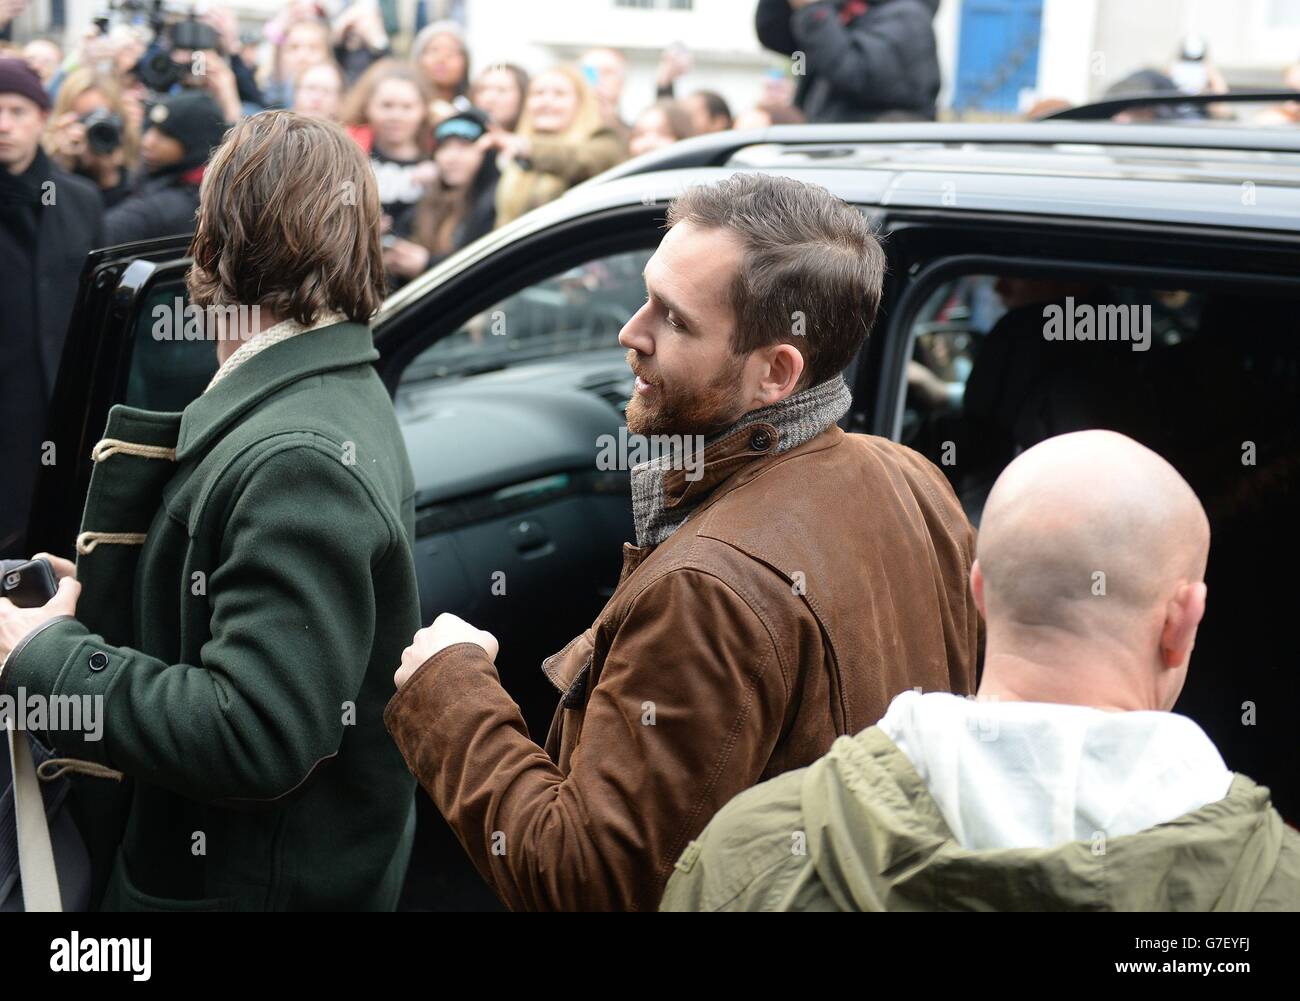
754,342,805,406
971,560,986,618
1160,581,1207,668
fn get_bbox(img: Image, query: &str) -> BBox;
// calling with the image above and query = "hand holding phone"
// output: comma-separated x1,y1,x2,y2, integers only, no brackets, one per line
0,559,59,609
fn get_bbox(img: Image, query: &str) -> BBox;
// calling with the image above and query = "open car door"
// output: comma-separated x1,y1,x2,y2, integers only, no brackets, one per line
21,236,201,561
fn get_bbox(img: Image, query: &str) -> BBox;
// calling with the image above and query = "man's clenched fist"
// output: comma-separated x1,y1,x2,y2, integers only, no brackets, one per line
394,613,499,689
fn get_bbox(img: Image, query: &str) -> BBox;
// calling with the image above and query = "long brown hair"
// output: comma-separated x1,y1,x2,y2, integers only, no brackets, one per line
340,59,434,152
187,111,386,324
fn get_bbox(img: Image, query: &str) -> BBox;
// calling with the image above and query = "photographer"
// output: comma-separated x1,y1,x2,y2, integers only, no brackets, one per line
121,5,248,121
45,67,139,209
755,0,940,123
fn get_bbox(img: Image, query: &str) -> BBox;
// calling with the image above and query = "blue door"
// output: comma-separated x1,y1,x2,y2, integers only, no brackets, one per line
954,0,1044,116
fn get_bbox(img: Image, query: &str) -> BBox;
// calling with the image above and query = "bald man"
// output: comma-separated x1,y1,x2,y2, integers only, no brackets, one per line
662,431,1300,911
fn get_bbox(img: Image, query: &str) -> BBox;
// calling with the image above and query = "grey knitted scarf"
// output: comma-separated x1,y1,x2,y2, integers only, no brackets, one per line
629,374,853,547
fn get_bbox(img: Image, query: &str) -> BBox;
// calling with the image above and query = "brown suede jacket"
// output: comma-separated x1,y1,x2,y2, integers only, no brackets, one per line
385,421,980,911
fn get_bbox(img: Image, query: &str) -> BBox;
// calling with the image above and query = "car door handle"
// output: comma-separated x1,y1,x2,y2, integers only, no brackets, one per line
508,518,553,557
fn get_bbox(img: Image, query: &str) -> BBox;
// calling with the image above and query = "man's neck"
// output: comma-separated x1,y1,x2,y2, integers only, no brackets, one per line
214,306,284,365
629,374,851,548
976,646,1165,713
5,147,37,176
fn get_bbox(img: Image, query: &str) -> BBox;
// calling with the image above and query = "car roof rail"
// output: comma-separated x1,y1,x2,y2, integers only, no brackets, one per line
591,118,1300,188
1043,89,1300,121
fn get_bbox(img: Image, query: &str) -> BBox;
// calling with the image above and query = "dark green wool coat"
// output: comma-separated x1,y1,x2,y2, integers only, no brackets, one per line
3,322,420,910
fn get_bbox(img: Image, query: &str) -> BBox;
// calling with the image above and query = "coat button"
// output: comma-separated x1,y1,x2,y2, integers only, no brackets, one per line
749,428,772,451
88,652,109,672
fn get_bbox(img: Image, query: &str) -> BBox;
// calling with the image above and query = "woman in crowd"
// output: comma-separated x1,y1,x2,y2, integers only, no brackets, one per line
292,60,346,121
489,64,626,227
627,97,695,158
383,108,501,281
44,66,139,209
411,20,470,124
470,62,528,132
342,59,435,240
262,17,331,109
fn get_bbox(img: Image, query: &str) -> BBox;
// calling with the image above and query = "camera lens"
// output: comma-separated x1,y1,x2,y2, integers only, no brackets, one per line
82,109,124,155
136,49,181,93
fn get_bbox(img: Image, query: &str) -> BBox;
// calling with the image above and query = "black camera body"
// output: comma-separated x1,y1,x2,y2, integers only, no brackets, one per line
80,107,124,155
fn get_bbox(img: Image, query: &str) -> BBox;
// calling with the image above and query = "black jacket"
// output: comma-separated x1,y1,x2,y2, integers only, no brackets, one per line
103,167,202,246
756,0,940,123
0,151,104,551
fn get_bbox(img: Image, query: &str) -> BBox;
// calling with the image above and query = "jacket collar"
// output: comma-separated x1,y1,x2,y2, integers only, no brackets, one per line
661,419,782,510
679,422,844,515
624,423,845,564
630,375,853,548
176,320,378,460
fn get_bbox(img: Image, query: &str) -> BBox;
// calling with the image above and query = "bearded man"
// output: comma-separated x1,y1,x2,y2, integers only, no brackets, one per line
385,173,980,911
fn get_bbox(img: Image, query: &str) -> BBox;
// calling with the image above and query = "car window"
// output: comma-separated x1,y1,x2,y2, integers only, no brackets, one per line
902,272,1212,522
124,281,220,412
398,247,653,386
899,267,1300,822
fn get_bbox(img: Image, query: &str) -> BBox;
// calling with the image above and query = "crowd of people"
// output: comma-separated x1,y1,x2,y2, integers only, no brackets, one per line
0,0,951,565
0,5,840,291
0,0,956,285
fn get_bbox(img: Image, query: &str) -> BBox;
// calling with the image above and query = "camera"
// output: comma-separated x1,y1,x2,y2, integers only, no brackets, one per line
134,14,221,93
96,0,221,95
80,107,124,155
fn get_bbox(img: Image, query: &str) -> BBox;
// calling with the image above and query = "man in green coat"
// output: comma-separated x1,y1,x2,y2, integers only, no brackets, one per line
0,111,420,910
663,430,1300,912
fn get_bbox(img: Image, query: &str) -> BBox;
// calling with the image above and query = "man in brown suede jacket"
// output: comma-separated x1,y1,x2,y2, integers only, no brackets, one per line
385,173,980,911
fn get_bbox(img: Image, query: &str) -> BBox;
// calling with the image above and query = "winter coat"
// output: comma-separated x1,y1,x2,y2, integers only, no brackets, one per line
756,0,941,123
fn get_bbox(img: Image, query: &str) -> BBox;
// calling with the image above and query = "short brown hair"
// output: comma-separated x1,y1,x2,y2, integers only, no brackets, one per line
666,173,885,389
187,111,385,324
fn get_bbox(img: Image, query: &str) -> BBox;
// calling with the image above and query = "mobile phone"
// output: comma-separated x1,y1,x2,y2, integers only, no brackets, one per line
0,559,58,609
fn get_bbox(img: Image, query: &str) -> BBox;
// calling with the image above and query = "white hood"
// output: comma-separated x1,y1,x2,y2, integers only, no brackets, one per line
877,691,1235,851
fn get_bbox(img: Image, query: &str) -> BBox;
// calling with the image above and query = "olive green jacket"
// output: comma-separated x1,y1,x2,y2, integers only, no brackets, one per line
662,725,1300,912
2,321,420,910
